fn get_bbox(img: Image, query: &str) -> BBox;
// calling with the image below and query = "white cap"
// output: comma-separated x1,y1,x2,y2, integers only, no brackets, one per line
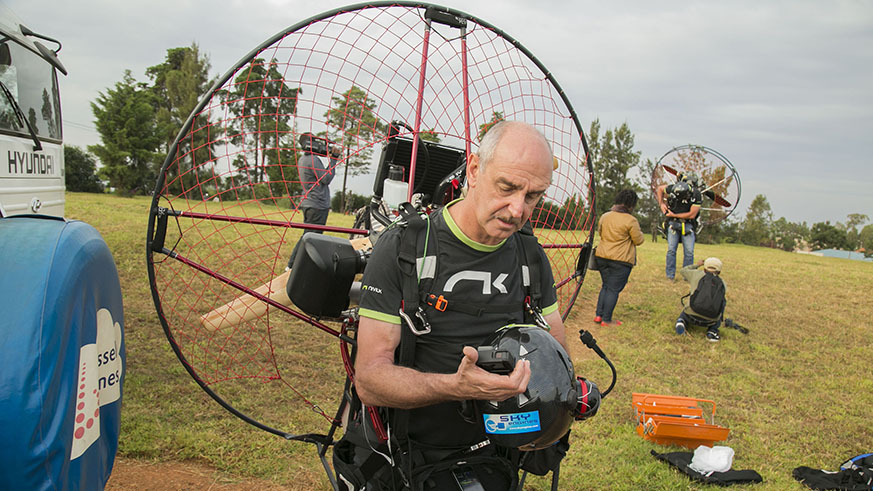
704,257,723,273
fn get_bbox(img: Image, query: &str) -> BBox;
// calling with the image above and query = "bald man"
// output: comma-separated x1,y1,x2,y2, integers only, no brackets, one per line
346,121,567,488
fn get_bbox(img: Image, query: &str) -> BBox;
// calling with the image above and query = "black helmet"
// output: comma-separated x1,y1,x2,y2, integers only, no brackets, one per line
475,325,578,451
677,171,701,189
669,179,691,200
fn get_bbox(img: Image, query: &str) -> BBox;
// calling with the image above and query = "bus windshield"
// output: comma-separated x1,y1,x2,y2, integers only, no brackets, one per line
0,39,61,142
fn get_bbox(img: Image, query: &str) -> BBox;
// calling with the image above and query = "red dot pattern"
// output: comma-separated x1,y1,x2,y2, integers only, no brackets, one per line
73,361,101,441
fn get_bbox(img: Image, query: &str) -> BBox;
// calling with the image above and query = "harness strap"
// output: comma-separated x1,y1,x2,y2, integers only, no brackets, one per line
520,239,542,305
393,204,429,453
424,293,520,316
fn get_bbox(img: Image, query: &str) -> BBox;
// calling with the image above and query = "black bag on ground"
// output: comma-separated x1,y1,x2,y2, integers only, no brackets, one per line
793,453,873,490
690,273,726,318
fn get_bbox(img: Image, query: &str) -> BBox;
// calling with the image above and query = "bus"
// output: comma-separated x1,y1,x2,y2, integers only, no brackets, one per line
0,6,66,217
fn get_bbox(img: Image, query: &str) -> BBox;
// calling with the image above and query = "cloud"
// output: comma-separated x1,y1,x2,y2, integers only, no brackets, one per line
6,0,872,223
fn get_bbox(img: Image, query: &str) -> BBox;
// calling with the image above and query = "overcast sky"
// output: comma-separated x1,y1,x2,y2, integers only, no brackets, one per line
6,0,872,224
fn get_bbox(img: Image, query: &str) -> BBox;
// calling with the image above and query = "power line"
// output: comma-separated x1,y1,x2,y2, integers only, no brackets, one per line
63,119,98,133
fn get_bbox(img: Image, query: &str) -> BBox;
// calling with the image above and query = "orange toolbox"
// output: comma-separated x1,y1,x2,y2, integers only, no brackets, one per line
632,393,729,449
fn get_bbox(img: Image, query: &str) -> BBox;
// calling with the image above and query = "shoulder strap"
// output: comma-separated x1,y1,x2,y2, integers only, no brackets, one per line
391,204,434,454
396,203,431,367
516,222,555,330
517,222,543,307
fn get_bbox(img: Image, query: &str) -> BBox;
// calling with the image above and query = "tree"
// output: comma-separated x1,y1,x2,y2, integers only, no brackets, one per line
220,58,302,198
739,194,774,246
89,71,162,195
633,157,662,239
325,85,385,208
859,224,873,257
41,89,59,139
771,217,809,251
477,111,504,142
844,213,869,250
716,217,741,244
587,119,641,218
146,44,214,152
64,145,104,193
810,221,850,250
146,44,217,196
331,190,369,213
419,129,441,143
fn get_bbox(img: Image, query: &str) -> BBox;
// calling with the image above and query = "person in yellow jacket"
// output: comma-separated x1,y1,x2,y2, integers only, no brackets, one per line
593,189,645,326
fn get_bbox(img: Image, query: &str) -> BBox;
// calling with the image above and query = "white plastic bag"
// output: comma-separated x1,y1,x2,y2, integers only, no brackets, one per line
688,445,734,475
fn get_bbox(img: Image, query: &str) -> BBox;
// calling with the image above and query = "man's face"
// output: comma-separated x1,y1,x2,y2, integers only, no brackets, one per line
466,128,553,245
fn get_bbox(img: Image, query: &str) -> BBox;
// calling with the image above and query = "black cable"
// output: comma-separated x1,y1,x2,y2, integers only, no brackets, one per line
578,329,617,397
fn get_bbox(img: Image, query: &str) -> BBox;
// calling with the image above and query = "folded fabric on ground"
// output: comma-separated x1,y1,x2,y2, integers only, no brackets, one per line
652,450,763,486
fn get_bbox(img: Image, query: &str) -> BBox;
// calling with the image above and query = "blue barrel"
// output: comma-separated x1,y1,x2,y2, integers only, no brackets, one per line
0,215,124,490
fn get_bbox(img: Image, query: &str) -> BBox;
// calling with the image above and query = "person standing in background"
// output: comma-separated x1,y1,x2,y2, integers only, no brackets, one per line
656,172,702,280
287,133,338,269
594,189,644,327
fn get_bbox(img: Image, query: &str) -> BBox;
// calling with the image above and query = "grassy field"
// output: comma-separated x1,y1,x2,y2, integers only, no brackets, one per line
64,192,872,490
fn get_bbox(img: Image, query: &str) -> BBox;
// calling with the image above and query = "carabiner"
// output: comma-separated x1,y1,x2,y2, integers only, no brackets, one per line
399,306,431,335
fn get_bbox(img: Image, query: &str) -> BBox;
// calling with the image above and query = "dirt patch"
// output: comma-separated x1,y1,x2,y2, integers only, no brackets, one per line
105,458,290,490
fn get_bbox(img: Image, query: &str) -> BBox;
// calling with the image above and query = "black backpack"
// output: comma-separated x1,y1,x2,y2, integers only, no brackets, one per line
793,453,873,490
689,272,725,318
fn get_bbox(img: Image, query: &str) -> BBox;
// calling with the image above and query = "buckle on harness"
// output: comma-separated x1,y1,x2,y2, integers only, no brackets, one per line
426,294,448,312
399,306,431,335
525,296,550,331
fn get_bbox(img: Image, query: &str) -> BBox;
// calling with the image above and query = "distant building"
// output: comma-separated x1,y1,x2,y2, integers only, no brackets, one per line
805,249,873,262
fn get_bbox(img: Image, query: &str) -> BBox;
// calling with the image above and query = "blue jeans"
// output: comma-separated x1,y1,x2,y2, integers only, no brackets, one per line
666,224,695,279
595,258,632,323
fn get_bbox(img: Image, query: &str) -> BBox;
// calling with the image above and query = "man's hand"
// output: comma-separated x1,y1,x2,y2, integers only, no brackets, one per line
455,346,530,402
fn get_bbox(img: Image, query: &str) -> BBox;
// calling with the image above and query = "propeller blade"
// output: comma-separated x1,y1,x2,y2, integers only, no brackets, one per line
703,187,732,207
662,164,678,176
712,194,732,207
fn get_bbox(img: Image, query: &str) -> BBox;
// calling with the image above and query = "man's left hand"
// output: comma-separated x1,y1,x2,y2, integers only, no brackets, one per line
455,346,531,402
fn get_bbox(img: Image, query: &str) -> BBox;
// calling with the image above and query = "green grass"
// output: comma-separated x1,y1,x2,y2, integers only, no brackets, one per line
64,192,873,490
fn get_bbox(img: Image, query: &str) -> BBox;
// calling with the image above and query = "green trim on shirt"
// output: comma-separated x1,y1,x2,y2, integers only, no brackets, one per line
443,199,507,252
541,302,559,317
359,307,401,325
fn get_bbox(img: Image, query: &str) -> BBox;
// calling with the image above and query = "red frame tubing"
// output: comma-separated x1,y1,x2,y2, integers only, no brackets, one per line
145,2,597,449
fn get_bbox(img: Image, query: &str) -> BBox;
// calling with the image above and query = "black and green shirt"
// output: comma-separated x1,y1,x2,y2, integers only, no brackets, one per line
358,202,559,447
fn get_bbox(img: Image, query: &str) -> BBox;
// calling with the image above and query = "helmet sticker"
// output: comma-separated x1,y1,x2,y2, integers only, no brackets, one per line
483,411,541,434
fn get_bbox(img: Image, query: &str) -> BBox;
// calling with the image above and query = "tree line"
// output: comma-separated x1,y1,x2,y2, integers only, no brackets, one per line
65,45,870,254
583,118,871,255
67,43,387,201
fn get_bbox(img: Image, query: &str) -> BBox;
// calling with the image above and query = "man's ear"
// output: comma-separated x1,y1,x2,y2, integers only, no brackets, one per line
466,153,481,188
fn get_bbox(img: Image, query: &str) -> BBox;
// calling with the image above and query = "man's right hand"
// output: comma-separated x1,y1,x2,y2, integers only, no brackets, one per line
455,346,531,402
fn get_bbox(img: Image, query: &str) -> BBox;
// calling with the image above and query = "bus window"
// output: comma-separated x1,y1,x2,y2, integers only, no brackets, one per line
0,39,61,142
